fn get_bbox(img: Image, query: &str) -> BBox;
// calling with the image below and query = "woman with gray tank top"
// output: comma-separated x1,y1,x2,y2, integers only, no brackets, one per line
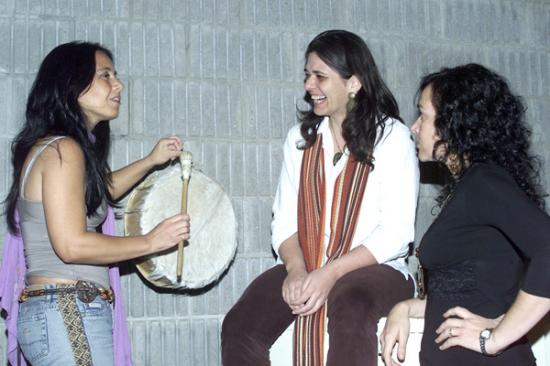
1,42,190,366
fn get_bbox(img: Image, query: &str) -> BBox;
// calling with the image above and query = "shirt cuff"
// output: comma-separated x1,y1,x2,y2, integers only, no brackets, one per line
522,257,550,298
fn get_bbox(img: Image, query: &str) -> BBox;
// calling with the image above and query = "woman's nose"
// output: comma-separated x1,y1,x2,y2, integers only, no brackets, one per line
113,77,124,91
304,76,315,91
411,119,420,134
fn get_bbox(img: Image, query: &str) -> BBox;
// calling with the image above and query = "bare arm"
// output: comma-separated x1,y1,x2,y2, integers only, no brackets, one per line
437,290,550,355
109,136,182,200
41,138,189,264
487,291,550,353
325,245,378,279
380,298,426,366
279,233,306,274
279,233,308,311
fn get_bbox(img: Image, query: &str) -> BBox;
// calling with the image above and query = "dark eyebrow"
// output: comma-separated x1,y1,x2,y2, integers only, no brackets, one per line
304,68,328,76
97,67,117,76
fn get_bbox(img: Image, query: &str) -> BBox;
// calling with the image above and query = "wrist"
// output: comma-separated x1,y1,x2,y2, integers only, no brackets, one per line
143,233,155,255
480,328,503,356
486,334,500,356
142,154,156,169
284,260,306,275
391,301,411,317
321,261,341,280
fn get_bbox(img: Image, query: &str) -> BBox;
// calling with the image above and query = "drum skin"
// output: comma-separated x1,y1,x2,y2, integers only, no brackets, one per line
124,164,237,289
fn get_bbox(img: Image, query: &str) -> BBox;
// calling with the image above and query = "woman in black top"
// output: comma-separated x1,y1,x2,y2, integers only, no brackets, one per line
380,64,550,365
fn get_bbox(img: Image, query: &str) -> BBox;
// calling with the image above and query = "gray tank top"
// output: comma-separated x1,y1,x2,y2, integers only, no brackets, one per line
17,136,110,288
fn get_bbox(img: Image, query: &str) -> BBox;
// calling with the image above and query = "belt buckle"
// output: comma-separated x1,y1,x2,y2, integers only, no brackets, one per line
75,281,98,303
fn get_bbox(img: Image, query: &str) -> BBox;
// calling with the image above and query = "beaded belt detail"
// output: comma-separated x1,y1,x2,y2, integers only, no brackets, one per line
19,280,114,303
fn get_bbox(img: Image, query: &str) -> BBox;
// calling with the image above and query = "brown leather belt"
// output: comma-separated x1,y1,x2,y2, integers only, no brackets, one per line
19,280,114,303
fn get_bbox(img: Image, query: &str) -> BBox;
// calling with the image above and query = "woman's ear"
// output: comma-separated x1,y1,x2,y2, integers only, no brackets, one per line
347,75,362,94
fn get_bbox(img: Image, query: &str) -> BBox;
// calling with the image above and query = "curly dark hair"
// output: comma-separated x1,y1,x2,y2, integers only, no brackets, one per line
5,41,116,234
418,63,545,209
298,30,402,165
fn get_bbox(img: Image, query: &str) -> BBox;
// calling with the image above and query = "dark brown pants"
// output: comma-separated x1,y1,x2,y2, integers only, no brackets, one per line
221,264,414,366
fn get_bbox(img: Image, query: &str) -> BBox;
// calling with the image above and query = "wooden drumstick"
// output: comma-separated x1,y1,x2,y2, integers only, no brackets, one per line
177,150,193,281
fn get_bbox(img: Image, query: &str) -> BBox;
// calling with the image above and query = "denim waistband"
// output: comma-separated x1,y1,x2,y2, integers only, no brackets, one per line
19,281,114,303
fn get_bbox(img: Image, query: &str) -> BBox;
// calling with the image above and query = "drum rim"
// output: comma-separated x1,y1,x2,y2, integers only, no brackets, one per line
124,165,238,289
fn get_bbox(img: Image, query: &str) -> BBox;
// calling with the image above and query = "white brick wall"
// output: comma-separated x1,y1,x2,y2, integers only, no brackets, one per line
0,0,549,365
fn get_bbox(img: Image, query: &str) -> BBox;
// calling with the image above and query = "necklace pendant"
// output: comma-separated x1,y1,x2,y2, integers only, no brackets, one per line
333,151,343,166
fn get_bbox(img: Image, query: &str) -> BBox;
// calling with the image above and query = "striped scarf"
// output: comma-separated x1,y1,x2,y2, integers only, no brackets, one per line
294,135,370,366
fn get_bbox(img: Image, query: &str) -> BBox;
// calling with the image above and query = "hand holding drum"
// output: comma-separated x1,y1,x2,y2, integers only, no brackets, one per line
145,213,190,253
124,158,237,290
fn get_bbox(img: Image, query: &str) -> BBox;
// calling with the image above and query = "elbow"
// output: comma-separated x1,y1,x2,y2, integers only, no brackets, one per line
109,188,121,202
55,246,77,263
364,234,412,265
52,240,82,264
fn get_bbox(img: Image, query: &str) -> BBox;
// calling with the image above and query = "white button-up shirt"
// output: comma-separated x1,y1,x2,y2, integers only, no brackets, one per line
271,117,419,278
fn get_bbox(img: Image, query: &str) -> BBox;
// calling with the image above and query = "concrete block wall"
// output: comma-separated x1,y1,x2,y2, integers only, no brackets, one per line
0,0,548,365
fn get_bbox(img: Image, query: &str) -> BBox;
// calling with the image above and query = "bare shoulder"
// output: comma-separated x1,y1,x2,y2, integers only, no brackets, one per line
38,137,85,167
21,137,85,201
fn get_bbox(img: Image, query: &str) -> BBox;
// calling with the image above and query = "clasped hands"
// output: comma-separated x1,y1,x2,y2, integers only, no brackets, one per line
282,266,338,316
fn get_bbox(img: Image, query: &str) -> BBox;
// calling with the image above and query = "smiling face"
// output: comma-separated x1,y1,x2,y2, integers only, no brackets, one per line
411,85,443,162
78,51,123,129
304,52,360,125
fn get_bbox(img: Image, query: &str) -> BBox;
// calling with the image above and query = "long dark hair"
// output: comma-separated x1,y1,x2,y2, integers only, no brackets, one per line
5,41,116,234
418,63,545,209
298,30,402,165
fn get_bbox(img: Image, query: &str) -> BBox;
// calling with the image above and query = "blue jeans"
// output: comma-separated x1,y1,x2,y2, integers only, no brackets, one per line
17,289,114,366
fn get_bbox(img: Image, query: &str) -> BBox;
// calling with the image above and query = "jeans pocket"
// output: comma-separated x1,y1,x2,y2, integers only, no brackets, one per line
17,311,49,363
78,297,111,317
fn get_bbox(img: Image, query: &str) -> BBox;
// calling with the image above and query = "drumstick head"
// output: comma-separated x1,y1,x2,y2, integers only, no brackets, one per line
179,151,193,180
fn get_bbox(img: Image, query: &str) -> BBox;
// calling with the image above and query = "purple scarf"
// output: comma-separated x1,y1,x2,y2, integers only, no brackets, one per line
0,208,133,365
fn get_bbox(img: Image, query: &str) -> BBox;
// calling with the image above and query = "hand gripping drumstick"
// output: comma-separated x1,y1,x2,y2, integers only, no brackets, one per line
177,151,193,281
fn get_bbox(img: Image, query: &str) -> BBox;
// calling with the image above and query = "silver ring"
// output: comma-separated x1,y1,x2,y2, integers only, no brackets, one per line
449,328,454,337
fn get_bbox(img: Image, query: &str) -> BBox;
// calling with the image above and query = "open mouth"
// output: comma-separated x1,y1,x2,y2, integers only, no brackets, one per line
310,95,326,104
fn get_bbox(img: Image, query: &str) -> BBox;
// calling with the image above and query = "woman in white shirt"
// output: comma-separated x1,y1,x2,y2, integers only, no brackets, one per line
222,30,419,366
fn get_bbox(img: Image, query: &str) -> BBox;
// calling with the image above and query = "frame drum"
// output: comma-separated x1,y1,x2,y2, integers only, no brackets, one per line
124,165,237,289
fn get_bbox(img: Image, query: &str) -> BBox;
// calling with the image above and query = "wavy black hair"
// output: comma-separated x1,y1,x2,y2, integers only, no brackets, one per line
5,41,116,234
418,63,545,209
298,29,402,165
